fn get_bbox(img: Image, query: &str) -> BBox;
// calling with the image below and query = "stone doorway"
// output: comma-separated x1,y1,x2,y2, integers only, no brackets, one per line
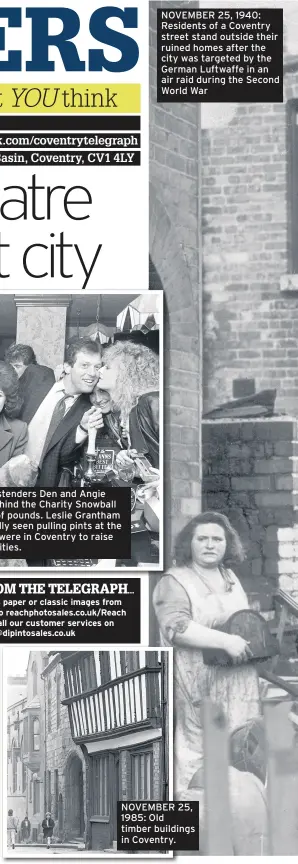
65,754,84,840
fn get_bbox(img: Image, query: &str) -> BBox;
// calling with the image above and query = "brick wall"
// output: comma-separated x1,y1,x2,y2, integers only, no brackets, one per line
202,65,298,415
202,417,298,671
149,0,202,558
202,418,298,607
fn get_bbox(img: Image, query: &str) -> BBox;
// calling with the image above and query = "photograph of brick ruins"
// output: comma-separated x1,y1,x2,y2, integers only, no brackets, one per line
149,1,298,854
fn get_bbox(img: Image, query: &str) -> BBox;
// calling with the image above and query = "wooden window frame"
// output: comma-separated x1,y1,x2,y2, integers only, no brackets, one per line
130,745,154,801
90,753,110,818
32,716,40,752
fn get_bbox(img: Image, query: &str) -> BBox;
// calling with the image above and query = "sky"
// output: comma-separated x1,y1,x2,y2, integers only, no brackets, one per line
6,648,29,677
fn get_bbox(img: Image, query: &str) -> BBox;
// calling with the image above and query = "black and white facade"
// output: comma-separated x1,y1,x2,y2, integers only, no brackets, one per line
60,650,169,851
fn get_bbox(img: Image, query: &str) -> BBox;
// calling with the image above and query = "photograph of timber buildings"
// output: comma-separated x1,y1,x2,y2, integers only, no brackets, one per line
7,650,169,852
149,1,298,644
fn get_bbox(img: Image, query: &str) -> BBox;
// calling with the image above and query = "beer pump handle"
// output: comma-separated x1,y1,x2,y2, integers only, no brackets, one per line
87,426,97,456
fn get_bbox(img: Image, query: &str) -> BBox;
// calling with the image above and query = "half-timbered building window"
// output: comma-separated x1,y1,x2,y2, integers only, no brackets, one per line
131,748,153,800
109,651,122,680
105,651,155,680
63,653,162,738
90,754,109,816
64,652,100,697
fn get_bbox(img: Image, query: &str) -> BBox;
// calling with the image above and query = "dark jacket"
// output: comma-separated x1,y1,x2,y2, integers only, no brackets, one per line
42,817,54,838
21,818,31,839
37,394,91,487
0,413,28,469
19,364,55,425
129,391,159,468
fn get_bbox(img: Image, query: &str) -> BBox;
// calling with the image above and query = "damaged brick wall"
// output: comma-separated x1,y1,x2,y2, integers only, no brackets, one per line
202,417,298,671
149,0,202,556
202,65,298,415
202,418,298,609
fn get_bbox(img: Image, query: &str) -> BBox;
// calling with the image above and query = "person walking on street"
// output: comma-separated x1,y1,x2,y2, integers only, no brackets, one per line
20,814,31,843
42,812,54,849
7,809,18,849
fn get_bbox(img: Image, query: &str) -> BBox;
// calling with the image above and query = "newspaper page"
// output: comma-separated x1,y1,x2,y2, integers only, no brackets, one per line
2,0,298,860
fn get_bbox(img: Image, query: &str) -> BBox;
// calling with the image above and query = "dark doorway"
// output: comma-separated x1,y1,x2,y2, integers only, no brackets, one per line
65,754,85,839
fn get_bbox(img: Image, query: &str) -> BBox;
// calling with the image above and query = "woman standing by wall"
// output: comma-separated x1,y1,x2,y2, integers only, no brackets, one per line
153,511,260,794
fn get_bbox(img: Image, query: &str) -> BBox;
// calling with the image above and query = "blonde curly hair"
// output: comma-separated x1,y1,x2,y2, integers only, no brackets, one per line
101,340,159,426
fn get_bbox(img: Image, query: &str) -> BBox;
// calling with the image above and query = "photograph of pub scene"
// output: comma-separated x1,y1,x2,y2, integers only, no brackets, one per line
0,292,162,571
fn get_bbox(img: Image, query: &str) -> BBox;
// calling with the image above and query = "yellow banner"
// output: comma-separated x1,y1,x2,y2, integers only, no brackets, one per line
0,84,140,113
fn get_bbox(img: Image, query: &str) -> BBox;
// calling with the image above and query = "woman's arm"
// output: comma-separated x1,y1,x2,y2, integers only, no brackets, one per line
153,574,252,662
153,574,231,647
174,619,234,651
175,617,252,662
153,574,194,642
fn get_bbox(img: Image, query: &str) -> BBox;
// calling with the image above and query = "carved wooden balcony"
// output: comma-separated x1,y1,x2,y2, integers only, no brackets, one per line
62,666,162,742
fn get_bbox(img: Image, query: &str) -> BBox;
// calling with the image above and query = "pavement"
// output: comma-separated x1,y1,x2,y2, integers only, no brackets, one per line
7,844,86,855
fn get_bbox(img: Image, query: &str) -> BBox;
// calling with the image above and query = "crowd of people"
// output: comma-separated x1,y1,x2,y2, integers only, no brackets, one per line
7,809,54,849
0,337,160,486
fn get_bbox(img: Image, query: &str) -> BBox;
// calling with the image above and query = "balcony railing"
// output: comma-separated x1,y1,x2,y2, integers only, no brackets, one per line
62,667,161,740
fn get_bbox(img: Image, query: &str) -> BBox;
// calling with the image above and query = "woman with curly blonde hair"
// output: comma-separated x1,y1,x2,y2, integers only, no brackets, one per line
96,339,160,467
